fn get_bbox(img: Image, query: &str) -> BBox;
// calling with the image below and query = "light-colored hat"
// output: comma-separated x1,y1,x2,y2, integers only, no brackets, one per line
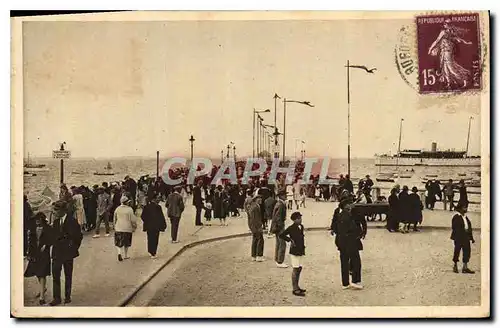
120,195,129,204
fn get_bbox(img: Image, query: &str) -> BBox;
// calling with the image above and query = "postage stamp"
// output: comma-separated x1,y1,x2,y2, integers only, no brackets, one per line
416,13,481,94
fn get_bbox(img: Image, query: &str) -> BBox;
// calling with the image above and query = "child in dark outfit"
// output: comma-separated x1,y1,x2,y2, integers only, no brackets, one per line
279,211,306,297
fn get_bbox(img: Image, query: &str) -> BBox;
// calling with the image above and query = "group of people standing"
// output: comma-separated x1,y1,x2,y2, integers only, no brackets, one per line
386,185,424,233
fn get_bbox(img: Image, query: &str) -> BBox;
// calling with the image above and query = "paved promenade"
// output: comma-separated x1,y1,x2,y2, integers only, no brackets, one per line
23,196,481,306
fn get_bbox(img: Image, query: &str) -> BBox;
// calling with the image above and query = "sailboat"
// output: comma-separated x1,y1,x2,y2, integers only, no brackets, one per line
94,162,115,176
24,153,49,172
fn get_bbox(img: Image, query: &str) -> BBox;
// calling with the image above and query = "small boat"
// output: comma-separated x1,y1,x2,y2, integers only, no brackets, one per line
399,175,413,178
72,171,85,175
425,174,438,178
376,177,395,183
24,171,37,177
458,173,467,177
94,162,115,176
24,153,49,172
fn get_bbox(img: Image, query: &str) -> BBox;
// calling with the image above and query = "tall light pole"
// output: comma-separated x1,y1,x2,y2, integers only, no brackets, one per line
345,61,377,176
189,135,195,162
396,118,404,169
221,150,224,164
465,116,473,157
253,108,270,157
273,93,281,159
283,98,314,162
301,140,305,161
233,145,237,161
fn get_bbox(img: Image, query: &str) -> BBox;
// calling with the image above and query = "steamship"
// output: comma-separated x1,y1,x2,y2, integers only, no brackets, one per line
375,142,481,167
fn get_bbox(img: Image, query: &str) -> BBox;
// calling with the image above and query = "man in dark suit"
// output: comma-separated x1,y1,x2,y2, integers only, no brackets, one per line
451,203,475,274
331,196,367,290
192,180,204,226
49,200,83,306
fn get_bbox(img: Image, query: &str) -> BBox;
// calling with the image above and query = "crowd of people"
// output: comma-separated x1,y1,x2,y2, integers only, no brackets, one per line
22,162,474,303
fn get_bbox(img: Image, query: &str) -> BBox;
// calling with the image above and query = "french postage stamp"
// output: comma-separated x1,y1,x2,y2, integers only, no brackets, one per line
416,13,481,94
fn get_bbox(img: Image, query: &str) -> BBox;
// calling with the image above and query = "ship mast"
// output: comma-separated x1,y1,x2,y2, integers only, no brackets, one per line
396,118,404,171
465,116,473,158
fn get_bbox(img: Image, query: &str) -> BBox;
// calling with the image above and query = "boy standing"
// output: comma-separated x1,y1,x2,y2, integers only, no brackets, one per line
279,212,306,297
451,203,475,274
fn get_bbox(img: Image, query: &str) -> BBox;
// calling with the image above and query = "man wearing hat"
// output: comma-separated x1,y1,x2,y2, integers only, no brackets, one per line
270,189,288,268
451,203,475,274
248,194,265,262
166,185,185,243
331,196,367,290
50,200,83,306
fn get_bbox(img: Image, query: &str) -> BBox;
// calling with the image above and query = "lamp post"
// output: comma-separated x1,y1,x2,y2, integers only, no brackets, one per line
301,140,306,161
221,150,224,164
273,93,281,159
465,116,473,157
233,145,236,161
189,135,195,162
294,139,305,160
253,108,270,157
345,61,377,176
282,98,314,162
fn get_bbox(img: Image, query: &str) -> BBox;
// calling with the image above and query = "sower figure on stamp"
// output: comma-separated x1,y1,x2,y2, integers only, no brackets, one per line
270,189,288,268
331,196,367,290
451,202,475,274
50,200,83,306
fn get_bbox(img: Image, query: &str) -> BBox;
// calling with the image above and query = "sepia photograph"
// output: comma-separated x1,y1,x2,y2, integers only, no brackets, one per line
10,10,490,318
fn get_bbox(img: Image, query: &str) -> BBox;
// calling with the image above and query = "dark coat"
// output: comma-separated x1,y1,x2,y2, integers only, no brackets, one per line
331,208,367,252
264,197,277,221
141,202,167,232
457,186,469,207
192,186,204,207
279,223,305,256
24,223,53,277
213,190,226,219
344,179,354,194
166,192,185,218
51,213,83,262
270,199,287,233
247,201,263,233
451,213,474,243
398,191,411,223
408,193,423,224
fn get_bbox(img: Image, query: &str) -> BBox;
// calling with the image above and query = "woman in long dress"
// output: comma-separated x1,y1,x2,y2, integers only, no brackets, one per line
72,187,87,229
428,19,473,89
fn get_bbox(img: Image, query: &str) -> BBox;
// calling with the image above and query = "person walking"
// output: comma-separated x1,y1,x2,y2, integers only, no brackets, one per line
248,195,265,262
93,187,112,238
399,186,411,233
457,180,469,210
166,185,185,243
71,187,87,230
113,195,138,261
270,190,288,268
49,200,83,306
330,196,367,290
141,194,167,258
442,179,456,211
24,194,34,256
408,187,424,231
192,180,204,226
213,185,228,226
24,213,53,305
451,203,475,274
387,188,400,232
279,212,306,297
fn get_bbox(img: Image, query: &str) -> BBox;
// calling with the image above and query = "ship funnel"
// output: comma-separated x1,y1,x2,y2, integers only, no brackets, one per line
431,142,437,152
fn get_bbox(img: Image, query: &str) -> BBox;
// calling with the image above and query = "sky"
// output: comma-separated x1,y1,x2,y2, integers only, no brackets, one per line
22,17,482,159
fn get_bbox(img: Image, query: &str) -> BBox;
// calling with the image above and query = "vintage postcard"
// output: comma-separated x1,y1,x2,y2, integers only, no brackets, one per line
11,11,490,318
